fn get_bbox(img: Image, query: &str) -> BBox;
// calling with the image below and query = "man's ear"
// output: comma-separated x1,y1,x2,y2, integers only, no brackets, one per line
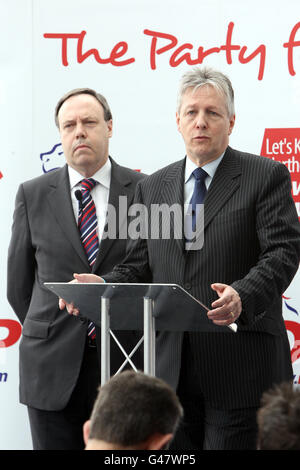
228,114,235,135
83,420,91,446
107,119,113,138
176,112,181,133
144,433,173,450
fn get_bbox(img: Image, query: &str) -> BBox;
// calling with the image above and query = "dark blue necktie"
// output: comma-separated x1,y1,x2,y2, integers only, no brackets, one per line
187,167,208,239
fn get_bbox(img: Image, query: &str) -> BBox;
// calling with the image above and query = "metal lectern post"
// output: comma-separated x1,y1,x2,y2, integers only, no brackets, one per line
44,282,237,385
101,296,110,385
143,297,155,376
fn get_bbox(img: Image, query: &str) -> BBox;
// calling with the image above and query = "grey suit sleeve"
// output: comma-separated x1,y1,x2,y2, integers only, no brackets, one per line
7,184,35,324
102,181,152,283
231,162,300,323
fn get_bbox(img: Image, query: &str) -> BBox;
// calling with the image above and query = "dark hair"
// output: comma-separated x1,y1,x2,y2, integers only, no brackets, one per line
89,371,183,446
55,87,112,127
257,382,300,450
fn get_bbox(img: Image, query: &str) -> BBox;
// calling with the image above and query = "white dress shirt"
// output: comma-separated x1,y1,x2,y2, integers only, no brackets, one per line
68,158,111,242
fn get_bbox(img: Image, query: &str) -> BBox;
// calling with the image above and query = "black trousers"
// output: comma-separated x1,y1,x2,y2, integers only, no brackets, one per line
170,333,258,450
27,342,100,450
170,394,258,450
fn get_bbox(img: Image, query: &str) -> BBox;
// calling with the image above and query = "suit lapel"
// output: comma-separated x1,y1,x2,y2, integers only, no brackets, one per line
203,147,241,229
47,150,241,270
161,149,241,252
46,165,90,269
92,158,136,272
160,159,186,253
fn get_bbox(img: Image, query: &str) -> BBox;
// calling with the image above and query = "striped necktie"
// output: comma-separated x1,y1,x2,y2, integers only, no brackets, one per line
78,178,99,340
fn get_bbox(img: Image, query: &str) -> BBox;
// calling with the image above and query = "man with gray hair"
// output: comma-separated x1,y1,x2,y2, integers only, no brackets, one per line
64,67,300,449
83,371,183,450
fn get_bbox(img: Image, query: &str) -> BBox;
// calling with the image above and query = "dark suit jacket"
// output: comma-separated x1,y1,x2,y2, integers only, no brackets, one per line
103,147,300,408
7,157,144,411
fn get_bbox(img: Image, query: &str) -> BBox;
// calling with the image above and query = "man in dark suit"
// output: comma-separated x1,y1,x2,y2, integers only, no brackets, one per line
64,68,300,449
7,88,144,450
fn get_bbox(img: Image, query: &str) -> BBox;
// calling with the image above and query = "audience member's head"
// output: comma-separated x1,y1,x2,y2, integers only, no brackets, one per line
257,382,300,450
83,370,183,450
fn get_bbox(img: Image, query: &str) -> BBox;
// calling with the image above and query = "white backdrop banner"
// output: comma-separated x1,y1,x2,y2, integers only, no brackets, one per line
1,0,300,449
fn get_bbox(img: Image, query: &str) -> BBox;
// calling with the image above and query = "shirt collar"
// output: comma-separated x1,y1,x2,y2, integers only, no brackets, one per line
68,157,112,190
185,152,225,183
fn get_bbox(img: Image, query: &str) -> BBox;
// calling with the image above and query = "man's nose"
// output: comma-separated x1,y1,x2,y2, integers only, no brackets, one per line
75,122,87,138
195,112,207,129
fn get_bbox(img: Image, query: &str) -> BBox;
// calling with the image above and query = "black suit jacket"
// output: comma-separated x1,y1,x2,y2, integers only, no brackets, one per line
7,157,144,410
103,147,300,408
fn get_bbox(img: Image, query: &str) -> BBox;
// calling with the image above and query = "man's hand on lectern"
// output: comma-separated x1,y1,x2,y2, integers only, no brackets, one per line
58,273,104,316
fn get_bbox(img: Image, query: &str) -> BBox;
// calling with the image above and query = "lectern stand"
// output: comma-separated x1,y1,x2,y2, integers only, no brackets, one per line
45,283,237,384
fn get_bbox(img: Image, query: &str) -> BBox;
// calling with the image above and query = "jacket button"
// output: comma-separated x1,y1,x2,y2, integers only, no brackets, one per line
184,283,191,290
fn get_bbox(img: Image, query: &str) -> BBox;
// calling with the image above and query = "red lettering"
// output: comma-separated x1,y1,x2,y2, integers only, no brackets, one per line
144,29,178,70
44,33,82,66
110,42,135,66
44,26,267,78
283,22,300,76
285,320,300,363
77,31,110,64
197,46,221,62
239,44,266,81
220,22,240,64
44,31,135,67
0,320,22,348
170,44,221,67
144,24,265,79
170,43,197,67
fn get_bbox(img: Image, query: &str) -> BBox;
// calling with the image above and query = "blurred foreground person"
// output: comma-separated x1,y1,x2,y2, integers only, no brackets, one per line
83,371,183,450
257,382,300,450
